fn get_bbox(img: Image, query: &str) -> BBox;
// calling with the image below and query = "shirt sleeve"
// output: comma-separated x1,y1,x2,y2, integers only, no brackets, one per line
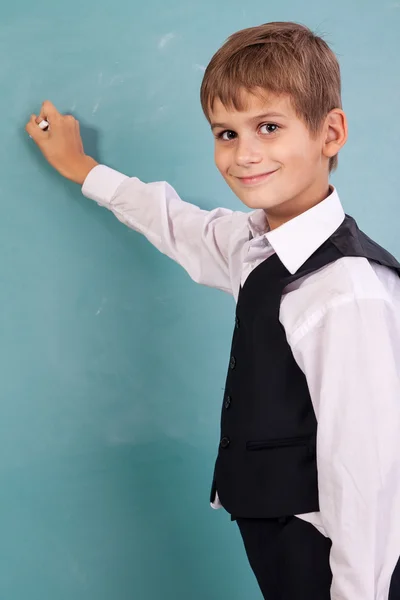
291,296,400,600
81,164,238,294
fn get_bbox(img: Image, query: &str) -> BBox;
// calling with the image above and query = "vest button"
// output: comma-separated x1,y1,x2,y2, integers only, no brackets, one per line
220,436,230,449
224,395,232,409
229,356,236,369
235,316,240,329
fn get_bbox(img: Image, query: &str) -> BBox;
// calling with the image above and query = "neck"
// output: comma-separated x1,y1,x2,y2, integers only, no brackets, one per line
265,181,332,231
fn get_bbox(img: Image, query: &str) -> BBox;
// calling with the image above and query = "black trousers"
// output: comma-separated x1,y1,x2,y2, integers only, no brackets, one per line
235,516,331,599
235,515,400,600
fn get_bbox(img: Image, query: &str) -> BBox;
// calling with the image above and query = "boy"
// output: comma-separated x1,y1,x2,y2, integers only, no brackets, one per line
26,21,400,600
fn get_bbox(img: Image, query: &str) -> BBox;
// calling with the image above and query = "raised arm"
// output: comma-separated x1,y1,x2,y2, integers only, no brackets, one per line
26,101,238,293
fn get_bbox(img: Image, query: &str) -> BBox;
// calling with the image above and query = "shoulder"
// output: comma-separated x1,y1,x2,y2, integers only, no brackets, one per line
280,256,400,345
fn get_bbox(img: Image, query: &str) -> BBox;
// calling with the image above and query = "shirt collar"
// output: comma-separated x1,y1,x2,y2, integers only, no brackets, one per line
247,185,345,274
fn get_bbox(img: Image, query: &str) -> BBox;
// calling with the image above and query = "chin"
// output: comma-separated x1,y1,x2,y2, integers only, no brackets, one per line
235,189,278,210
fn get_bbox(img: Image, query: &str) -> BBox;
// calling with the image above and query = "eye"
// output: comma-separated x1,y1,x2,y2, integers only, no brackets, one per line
216,130,237,141
259,123,280,135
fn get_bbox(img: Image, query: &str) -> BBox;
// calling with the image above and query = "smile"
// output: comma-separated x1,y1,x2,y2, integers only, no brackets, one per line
235,170,278,186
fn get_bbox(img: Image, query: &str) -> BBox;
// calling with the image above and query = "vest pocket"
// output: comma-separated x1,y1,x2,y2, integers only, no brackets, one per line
246,435,313,451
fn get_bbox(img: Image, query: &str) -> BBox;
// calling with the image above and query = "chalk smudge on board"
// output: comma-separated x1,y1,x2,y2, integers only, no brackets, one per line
95,297,107,315
92,101,101,115
158,32,175,50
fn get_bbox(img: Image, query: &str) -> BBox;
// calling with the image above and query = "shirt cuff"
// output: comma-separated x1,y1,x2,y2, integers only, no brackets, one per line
81,164,129,207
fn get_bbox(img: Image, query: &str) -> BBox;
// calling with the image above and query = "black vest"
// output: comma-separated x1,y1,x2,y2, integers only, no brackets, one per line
210,214,400,518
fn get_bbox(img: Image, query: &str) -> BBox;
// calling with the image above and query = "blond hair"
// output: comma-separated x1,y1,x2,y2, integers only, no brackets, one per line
200,21,342,173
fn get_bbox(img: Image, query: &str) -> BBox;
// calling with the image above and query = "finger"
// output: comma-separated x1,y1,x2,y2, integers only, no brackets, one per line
39,100,61,121
25,114,38,137
26,114,49,140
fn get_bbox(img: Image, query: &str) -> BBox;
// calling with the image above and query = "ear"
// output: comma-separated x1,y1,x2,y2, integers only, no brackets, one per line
322,109,348,159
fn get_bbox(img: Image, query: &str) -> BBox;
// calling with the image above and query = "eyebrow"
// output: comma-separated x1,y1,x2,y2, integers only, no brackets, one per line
211,112,288,130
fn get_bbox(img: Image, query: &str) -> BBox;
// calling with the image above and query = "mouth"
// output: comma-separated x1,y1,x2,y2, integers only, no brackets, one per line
234,169,279,186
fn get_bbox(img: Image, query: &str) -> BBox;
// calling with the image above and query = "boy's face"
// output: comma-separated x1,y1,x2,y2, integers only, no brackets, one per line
210,89,344,229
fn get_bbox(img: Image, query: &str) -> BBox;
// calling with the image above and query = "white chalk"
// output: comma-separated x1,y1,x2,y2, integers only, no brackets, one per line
38,119,49,130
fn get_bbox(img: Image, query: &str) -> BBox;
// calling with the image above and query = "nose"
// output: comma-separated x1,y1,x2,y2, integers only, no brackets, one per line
235,136,263,167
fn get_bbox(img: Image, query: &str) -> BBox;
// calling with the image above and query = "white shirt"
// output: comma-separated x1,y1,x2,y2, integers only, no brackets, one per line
82,165,400,600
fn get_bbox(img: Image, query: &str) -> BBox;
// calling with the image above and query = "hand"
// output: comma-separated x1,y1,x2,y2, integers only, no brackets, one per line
26,100,98,185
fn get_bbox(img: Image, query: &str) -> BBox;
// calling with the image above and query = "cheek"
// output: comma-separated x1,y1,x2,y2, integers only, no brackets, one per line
278,139,318,168
214,146,230,175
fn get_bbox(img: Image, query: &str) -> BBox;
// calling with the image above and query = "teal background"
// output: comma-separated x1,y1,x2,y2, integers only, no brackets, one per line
1,1,399,598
